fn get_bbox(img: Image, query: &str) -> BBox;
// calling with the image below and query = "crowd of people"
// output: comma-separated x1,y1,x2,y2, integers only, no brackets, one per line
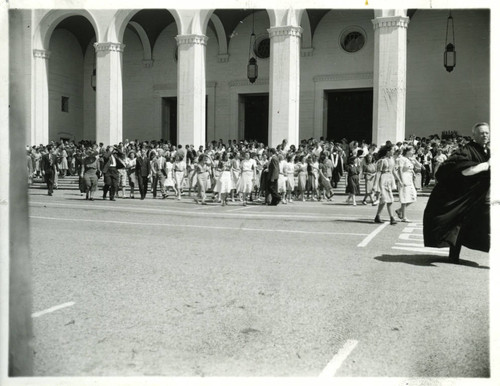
27,131,482,224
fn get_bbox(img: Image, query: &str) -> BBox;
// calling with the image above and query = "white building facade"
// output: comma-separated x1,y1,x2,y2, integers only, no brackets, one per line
9,8,490,147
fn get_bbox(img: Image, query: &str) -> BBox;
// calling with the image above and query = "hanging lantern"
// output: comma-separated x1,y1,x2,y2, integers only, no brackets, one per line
247,11,258,84
90,68,97,91
444,12,456,72
247,57,258,83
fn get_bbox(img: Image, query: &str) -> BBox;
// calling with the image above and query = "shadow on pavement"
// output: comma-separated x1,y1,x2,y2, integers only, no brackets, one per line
374,254,489,269
334,219,378,224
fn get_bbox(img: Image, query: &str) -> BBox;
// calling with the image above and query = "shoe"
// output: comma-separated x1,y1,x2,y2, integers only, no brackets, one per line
372,200,379,206
89,198,94,201
201,201,207,205
110,198,116,201
48,192,52,196
390,217,398,225
374,215,383,223
401,218,410,223
395,208,403,219
362,201,367,205
352,201,357,206
194,198,199,204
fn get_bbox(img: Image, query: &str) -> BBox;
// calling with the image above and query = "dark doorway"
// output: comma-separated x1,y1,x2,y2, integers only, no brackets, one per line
326,89,373,143
161,97,177,145
242,94,269,144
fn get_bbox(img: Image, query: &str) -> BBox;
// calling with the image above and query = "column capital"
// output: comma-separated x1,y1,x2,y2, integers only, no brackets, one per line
175,34,208,47
142,59,154,68
94,42,126,53
33,49,51,60
268,26,303,39
372,16,409,30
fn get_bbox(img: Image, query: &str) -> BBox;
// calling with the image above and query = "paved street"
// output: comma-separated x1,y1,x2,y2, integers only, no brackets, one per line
28,189,489,377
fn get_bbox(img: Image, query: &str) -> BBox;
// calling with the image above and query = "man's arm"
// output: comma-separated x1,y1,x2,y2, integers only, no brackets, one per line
461,160,490,176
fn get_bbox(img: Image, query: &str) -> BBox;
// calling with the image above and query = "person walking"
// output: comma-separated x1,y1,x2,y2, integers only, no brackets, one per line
345,156,360,205
361,153,377,205
194,154,209,205
40,145,58,196
424,122,490,264
152,149,168,199
135,148,151,200
373,145,400,224
80,148,100,201
266,148,281,206
395,146,418,222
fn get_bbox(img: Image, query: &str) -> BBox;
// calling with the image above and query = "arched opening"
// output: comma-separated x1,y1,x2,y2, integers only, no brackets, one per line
48,15,97,142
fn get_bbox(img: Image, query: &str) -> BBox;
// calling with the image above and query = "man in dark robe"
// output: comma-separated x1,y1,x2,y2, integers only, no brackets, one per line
423,122,490,263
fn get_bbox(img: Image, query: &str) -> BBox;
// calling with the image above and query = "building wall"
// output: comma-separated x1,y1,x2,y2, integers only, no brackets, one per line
41,8,490,144
406,9,489,138
48,29,84,141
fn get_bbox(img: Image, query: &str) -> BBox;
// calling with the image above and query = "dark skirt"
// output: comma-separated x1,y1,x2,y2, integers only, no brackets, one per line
346,174,360,195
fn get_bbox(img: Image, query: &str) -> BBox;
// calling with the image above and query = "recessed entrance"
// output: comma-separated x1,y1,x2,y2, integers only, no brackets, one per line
326,88,373,143
239,93,269,144
161,97,177,145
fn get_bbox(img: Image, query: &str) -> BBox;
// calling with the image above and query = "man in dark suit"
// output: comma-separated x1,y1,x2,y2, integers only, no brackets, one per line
135,148,151,200
101,147,120,201
40,145,57,196
266,147,281,206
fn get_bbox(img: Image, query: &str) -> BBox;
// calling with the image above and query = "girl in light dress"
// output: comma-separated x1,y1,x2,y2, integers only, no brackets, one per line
230,153,241,202
173,154,187,200
373,145,401,225
254,153,266,201
193,154,209,205
59,145,68,177
317,154,335,201
237,152,256,206
296,155,308,201
395,146,418,222
163,155,178,198
306,155,320,201
277,153,287,204
284,154,296,203
126,150,137,199
361,153,377,205
216,152,233,206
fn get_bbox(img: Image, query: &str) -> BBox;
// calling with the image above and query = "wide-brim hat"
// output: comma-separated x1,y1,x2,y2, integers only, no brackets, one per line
127,150,136,157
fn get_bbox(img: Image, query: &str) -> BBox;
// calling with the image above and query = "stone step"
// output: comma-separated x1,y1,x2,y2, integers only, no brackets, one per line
29,175,433,196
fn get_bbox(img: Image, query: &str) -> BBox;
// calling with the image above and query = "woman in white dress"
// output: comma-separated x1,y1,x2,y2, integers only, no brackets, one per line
284,154,296,203
395,146,418,222
173,154,187,200
216,152,232,206
230,152,241,202
277,153,287,204
237,152,256,206
163,154,177,198
373,145,402,225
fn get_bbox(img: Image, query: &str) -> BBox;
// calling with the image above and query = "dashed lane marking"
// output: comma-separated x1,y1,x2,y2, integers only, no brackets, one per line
319,339,359,377
30,215,369,237
392,222,449,255
32,302,75,318
357,222,389,247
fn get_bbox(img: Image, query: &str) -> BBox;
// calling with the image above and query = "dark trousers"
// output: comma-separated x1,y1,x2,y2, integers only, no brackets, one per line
267,179,281,205
103,168,119,199
138,175,149,199
423,165,431,186
44,170,54,195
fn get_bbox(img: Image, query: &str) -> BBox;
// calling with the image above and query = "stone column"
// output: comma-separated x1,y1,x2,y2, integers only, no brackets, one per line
175,34,207,148
268,26,302,148
372,16,409,145
32,49,50,145
94,42,125,145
